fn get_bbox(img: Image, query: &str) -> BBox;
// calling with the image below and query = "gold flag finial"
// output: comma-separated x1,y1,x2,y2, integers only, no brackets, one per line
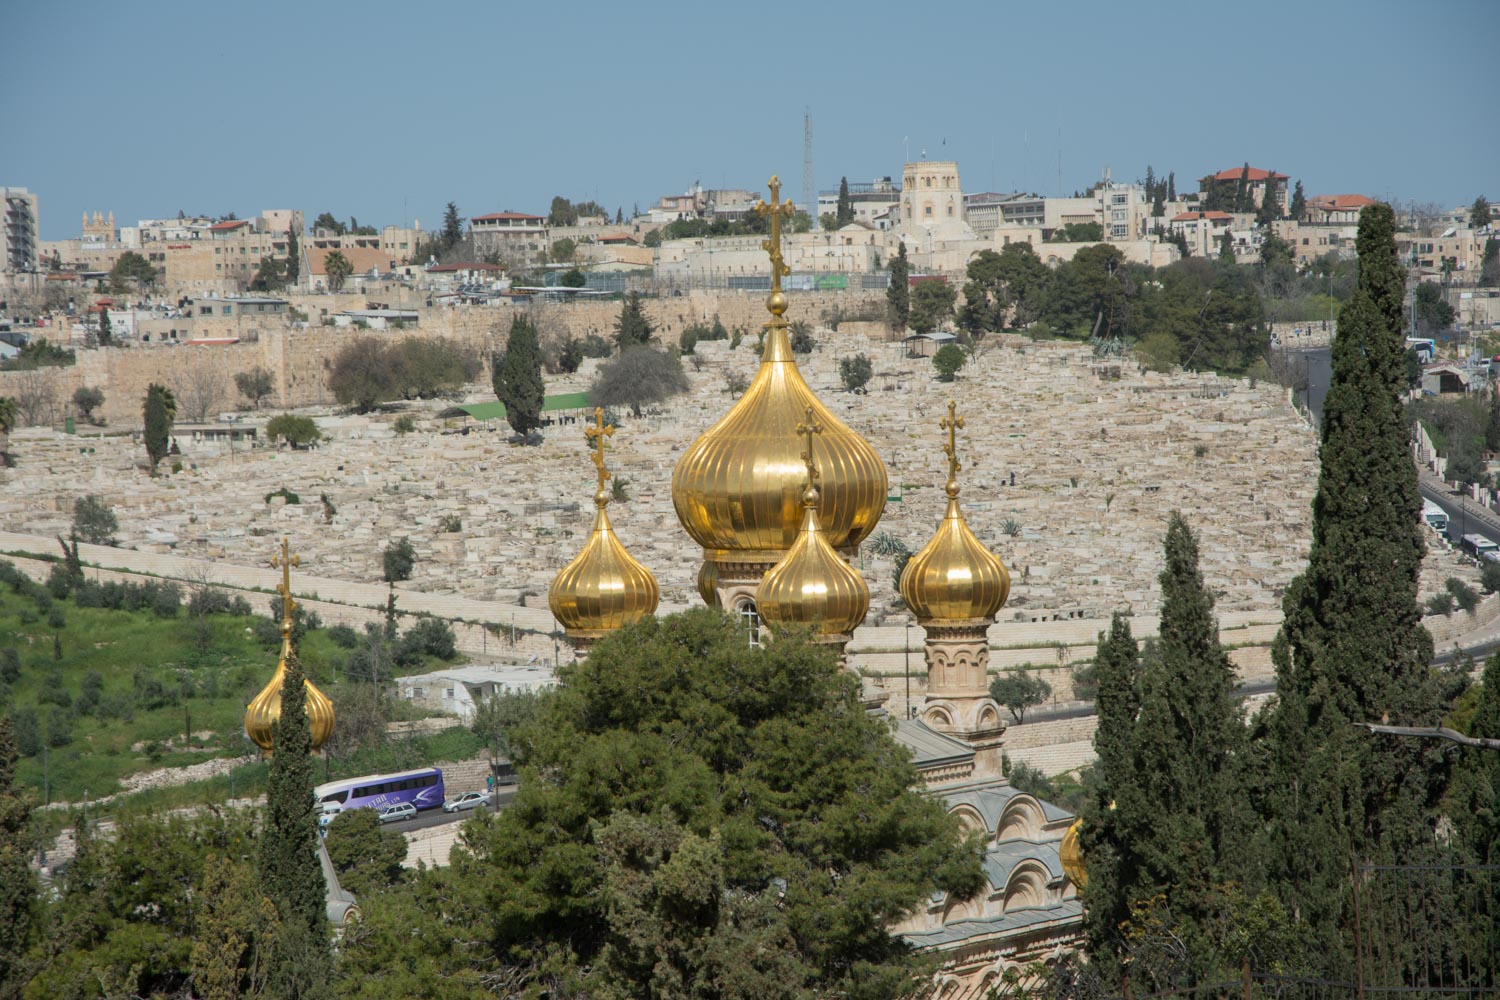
940,400,964,498
269,536,301,639
584,406,616,506
752,176,796,319
795,405,824,504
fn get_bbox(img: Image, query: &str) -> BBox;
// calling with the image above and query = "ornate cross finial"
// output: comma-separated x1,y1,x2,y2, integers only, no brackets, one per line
270,536,301,637
752,175,795,295
940,399,964,497
796,405,824,500
584,406,615,503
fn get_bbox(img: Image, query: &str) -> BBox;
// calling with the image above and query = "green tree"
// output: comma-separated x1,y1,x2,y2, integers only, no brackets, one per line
0,397,14,468
71,385,104,424
256,649,331,995
1043,243,1130,338
264,414,322,448
887,241,911,331
559,267,586,287
72,493,117,545
1471,196,1492,230
988,668,1052,723
547,196,577,227
932,342,966,381
1048,222,1104,243
471,688,549,760
324,809,407,896
341,610,984,998
383,537,416,584
234,366,275,408
96,307,113,347
494,314,545,438
909,278,956,334
1257,171,1282,225
1482,238,1500,286
993,242,1052,328
1080,614,1142,975
286,228,300,285
613,291,654,350
835,176,853,226
1266,202,1443,968
550,237,576,263
312,212,346,235
1413,281,1455,335
323,250,352,293
250,255,287,291
1218,228,1236,261
328,336,392,412
958,249,1007,335
143,382,176,474
589,346,688,418
110,250,157,287
838,353,873,394
0,717,38,994
190,854,281,1000
442,202,464,249
1289,179,1307,220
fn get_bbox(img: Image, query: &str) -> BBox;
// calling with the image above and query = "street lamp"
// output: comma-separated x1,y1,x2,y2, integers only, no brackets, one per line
904,620,913,720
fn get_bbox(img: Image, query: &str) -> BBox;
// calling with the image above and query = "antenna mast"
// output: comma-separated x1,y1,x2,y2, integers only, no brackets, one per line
804,109,817,232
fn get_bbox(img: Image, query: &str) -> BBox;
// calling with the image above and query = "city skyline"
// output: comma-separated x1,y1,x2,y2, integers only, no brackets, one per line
3,0,1494,241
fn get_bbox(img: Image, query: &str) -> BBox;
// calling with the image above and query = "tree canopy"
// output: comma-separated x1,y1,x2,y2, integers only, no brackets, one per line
339,610,984,999
589,346,688,418
494,314,545,438
613,291,654,351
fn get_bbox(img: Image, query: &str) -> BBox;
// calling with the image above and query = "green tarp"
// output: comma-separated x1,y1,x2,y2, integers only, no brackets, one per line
458,391,592,421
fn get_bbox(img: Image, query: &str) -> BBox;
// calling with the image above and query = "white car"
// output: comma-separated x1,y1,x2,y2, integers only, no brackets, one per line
377,802,417,824
442,791,490,814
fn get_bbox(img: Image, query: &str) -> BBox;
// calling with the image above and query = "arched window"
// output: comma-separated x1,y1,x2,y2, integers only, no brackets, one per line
736,598,761,647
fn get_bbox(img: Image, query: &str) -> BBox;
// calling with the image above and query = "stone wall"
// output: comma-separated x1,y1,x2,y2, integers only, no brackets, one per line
0,289,886,427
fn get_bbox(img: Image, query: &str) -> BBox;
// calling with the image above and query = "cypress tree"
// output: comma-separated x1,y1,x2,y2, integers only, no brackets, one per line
1235,163,1252,213
836,176,853,226
286,228,300,286
1167,171,1176,202
887,242,911,331
257,650,328,959
143,382,176,474
1218,229,1235,262
1258,172,1281,225
1080,612,1142,974
1289,180,1307,221
0,717,38,993
494,314,545,439
613,291,654,351
97,308,112,347
1266,202,1442,963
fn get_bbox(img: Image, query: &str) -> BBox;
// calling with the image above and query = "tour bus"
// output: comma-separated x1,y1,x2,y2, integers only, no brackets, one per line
1460,534,1500,563
313,766,445,821
1422,500,1449,533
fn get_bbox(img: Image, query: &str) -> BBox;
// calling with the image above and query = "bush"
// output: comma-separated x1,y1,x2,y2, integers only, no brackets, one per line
838,353,873,394
72,386,105,424
407,616,457,660
229,595,253,616
439,514,462,533
187,587,234,617
1480,561,1500,594
393,414,417,435
45,564,72,599
1425,592,1456,616
579,334,613,359
73,493,118,545
0,648,19,684
265,413,322,447
151,581,183,618
589,346,689,418
264,487,301,505
328,624,361,649
383,537,416,584
933,343,967,381
329,336,480,412
11,707,40,757
1445,577,1481,613
788,320,815,354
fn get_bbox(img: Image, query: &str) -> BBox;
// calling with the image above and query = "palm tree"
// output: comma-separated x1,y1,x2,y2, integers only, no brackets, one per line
0,396,15,467
324,250,353,293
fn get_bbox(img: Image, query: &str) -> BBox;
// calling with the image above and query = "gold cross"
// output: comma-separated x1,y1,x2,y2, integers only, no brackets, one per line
269,536,301,634
584,406,615,496
796,405,823,491
940,399,964,485
751,175,795,292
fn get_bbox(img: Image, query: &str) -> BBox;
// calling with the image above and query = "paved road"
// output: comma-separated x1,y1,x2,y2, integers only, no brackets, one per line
1419,477,1500,549
379,785,517,835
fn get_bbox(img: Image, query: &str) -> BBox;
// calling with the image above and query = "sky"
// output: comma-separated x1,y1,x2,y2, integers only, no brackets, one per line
4,0,1495,241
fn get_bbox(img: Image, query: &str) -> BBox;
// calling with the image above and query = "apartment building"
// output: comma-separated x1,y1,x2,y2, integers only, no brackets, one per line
471,211,548,265
2,187,39,274
816,177,902,227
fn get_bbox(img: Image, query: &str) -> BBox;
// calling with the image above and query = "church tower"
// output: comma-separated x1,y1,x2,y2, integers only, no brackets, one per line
899,401,1010,750
244,537,336,754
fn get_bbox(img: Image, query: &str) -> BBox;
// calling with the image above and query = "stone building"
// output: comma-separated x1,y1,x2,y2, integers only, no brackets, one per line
2,186,39,274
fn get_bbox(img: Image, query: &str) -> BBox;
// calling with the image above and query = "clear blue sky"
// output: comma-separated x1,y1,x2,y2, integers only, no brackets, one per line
4,0,1493,240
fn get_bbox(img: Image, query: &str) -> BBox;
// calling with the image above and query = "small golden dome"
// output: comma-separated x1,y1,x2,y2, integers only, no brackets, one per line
1060,817,1087,889
672,177,886,566
245,636,336,754
549,409,660,638
900,401,1010,623
756,411,870,638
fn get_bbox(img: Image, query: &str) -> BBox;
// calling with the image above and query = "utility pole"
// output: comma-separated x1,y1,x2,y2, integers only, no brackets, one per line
804,109,816,232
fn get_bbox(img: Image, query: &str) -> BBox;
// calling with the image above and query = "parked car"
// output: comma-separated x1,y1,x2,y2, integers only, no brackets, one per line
377,802,417,824
442,791,490,814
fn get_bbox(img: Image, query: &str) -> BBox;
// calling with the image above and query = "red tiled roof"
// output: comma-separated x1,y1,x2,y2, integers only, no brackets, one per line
472,211,545,222
209,219,249,232
307,246,392,275
597,233,639,244
1204,167,1289,182
1172,211,1233,222
1311,194,1375,210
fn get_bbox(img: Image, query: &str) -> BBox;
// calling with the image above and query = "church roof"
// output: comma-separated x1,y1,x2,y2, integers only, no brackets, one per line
893,718,974,769
901,898,1083,950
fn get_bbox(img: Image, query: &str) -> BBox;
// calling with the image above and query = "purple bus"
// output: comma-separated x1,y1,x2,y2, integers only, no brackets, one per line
314,767,445,818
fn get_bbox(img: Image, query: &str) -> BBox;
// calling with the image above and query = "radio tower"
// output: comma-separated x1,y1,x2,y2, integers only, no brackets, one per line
804,109,817,232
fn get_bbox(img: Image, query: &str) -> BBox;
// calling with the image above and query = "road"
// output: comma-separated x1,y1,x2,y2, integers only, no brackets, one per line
1418,482,1500,549
380,784,517,835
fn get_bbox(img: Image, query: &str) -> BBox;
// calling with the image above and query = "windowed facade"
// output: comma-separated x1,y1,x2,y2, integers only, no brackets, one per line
737,598,761,646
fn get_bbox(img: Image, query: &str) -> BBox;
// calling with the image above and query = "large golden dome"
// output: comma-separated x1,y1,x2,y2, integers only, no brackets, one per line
900,402,1010,623
549,409,660,640
672,178,887,567
756,413,871,639
246,538,335,754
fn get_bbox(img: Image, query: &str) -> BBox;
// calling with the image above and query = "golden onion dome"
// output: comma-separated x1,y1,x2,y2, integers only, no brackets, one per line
755,411,871,638
246,539,334,754
899,401,1010,623
245,635,336,754
696,558,719,607
672,177,887,564
549,409,660,638
1060,817,1087,889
